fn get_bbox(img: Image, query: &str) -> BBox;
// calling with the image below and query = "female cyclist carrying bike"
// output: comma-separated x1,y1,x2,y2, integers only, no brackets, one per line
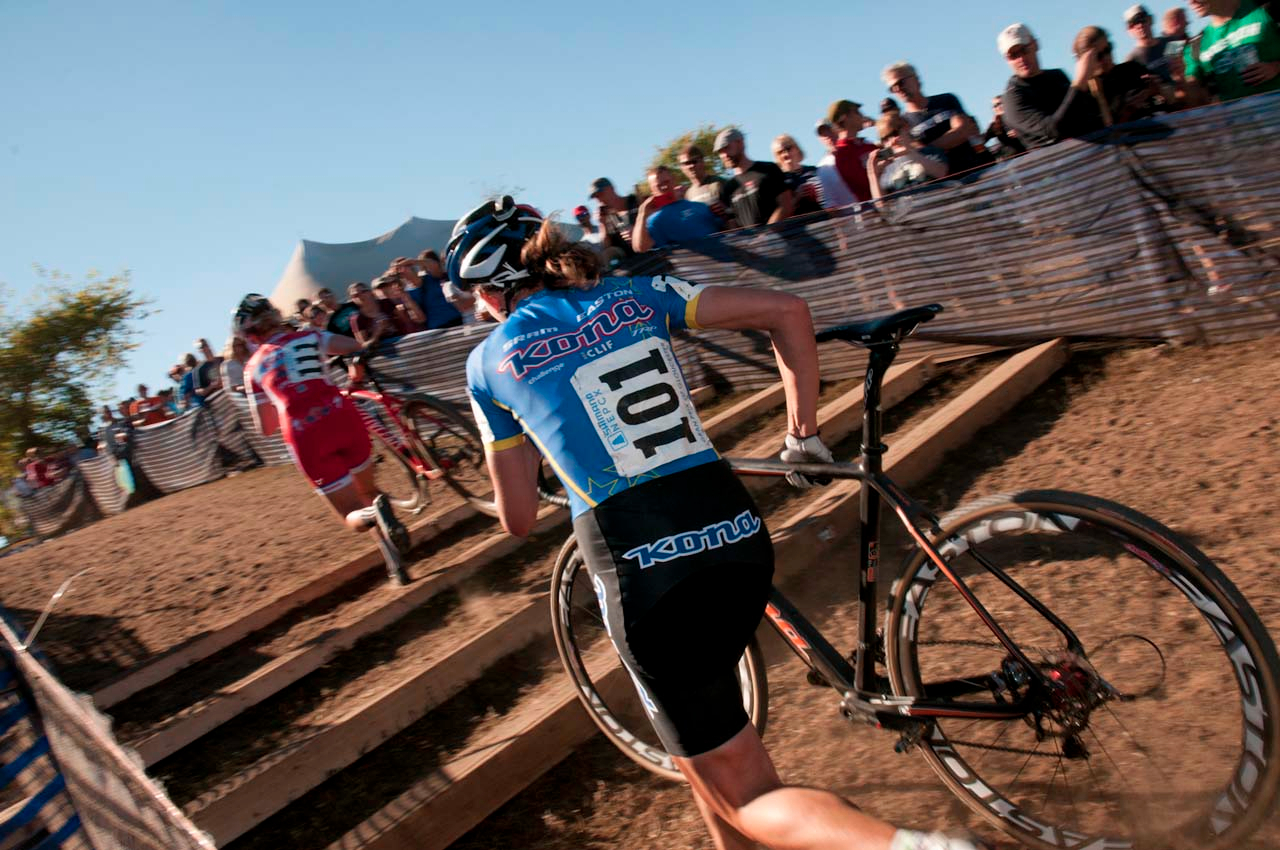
448,196,985,850
231,294,412,585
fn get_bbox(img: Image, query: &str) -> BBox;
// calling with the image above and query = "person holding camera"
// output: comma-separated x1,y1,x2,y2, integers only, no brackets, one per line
632,165,721,253
866,112,949,201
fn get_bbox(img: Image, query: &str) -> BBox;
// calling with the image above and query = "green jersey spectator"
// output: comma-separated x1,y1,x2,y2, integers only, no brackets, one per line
1184,0,1280,101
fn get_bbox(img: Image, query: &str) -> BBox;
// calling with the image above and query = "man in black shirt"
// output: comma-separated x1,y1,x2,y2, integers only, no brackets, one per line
713,127,793,228
998,22,1106,148
880,61,994,175
589,177,640,258
1124,4,1178,81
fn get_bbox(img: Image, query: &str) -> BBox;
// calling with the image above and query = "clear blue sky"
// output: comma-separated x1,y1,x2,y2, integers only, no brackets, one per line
1,0,1184,405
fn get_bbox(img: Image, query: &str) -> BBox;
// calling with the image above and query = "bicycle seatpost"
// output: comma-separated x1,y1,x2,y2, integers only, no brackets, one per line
860,342,899,475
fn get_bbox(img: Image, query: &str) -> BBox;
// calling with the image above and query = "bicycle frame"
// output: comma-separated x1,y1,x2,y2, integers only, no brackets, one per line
343,370,448,481
728,340,1080,730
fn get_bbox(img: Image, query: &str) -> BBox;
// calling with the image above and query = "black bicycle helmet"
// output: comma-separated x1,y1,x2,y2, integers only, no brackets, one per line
444,195,544,292
231,293,279,338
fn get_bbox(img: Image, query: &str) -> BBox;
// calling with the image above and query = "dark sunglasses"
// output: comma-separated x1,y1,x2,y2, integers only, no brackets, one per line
678,159,700,166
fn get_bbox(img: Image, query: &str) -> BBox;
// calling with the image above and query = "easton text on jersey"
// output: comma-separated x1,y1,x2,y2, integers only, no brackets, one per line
499,297,656,381
622,509,763,569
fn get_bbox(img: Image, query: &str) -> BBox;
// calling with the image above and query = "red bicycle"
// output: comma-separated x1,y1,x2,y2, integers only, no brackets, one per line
342,357,497,517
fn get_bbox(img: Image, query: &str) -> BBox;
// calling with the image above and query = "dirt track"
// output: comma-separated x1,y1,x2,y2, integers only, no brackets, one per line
1,337,1277,849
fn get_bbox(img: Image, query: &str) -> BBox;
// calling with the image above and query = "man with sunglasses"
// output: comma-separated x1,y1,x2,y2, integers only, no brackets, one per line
880,62,992,175
1124,5,1178,82
997,22,1107,149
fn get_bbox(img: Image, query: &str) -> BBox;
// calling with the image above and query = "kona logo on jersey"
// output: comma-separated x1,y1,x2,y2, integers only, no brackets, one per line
499,297,655,380
622,509,762,569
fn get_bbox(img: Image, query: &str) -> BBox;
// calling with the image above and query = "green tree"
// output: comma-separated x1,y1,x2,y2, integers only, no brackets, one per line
637,123,733,197
0,269,150,472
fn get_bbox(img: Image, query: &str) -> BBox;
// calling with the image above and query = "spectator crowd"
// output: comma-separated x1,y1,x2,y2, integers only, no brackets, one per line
23,3,1277,500
571,3,1280,259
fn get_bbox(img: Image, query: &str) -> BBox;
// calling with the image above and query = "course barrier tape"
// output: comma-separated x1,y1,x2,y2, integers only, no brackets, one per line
5,93,1279,543
0,614,214,849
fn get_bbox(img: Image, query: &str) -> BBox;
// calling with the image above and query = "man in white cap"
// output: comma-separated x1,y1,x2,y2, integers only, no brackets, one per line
1124,4,1177,81
713,127,794,227
997,22,1106,149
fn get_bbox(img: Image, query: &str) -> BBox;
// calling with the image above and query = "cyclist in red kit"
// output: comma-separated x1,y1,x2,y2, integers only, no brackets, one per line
232,294,411,584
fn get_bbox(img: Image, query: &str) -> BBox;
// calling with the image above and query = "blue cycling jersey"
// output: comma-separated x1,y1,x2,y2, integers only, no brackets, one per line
466,275,720,517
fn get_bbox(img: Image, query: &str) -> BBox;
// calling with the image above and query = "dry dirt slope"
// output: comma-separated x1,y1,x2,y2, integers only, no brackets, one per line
449,338,1280,850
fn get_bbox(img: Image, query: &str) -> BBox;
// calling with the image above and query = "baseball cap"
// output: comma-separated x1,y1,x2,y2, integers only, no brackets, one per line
573,204,590,218
589,177,612,197
1124,4,1151,24
997,23,1035,57
824,99,863,126
713,127,743,152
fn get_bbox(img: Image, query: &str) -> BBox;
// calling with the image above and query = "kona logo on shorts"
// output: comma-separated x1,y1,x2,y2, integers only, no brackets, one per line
622,510,762,569
499,297,655,380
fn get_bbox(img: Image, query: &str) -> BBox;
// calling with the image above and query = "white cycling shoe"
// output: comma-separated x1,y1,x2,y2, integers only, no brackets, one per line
890,830,993,850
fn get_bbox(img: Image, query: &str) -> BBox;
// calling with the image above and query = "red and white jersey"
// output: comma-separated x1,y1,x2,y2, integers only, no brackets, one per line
246,330,344,432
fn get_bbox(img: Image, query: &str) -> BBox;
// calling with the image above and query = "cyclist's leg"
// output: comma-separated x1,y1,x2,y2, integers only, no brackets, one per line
677,724,897,850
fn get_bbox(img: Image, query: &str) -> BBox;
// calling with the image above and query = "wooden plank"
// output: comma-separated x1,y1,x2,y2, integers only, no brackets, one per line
775,339,1068,538
92,500,477,709
325,654,631,850
741,358,932,493
702,381,786,436
129,506,565,767
322,347,1067,850
189,599,550,846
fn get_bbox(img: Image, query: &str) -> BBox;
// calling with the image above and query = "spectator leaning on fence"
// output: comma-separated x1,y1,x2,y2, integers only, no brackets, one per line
221,336,250,394
192,338,224,402
633,165,721,252
317,287,357,337
347,281,399,347
772,134,824,215
880,62,993,176
825,101,878,203
983,95,1027,159
998,22,1108,148
590,177,641,258
573,204,607,255
372,271,427,335
1072,26,1164,124
129,384,169,426
714,127,794,227
677,144,730,217
1181,0,1280,104
812,121,858,209
1125,4,1179,82
867,111,949,200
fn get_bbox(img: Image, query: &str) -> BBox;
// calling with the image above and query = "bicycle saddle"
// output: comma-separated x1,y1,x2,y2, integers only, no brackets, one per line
816,303,942,347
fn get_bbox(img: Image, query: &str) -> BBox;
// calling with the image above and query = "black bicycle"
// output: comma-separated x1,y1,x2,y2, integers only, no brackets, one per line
550,304,1280,850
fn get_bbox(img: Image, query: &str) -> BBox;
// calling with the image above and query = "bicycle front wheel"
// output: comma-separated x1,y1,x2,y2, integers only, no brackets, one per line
549,535,769,783
886,490,1280,850
401,395,497,518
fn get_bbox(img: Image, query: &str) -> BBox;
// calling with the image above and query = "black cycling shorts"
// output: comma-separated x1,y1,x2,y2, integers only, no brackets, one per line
573,460,774,757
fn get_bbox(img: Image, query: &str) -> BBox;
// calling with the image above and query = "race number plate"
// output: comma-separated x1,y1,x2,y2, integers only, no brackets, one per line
570,339,712,477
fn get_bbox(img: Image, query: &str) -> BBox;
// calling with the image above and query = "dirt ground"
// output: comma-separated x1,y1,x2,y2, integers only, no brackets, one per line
1,337,1278,849
0,448,465,691
452,337,1280,850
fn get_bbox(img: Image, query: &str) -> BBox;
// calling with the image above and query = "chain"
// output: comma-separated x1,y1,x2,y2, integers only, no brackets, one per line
940,737,1061,758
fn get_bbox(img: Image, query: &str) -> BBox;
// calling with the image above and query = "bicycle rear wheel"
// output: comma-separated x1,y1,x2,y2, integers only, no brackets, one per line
886,490,1280,850
549,534,769,783
401,395,497,517
353,398,425,514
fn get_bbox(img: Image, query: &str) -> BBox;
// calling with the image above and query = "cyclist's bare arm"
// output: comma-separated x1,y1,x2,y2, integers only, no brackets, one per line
249,394,279,436
485,440,542,538
693,286,820,438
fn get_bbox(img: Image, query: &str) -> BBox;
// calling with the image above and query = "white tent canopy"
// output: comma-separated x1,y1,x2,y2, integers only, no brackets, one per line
270,217,458,310
270,215,585,311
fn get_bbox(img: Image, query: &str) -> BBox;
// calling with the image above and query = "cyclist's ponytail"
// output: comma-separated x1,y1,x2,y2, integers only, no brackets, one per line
521,218,601,292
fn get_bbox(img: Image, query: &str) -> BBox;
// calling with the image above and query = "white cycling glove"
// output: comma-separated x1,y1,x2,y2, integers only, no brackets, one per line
779,433,834,489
